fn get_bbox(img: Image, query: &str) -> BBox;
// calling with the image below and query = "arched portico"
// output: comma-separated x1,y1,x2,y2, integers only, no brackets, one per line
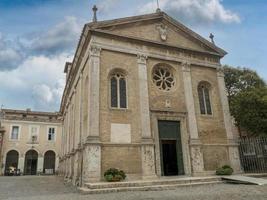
24,150,38,175
5,150,19,175
43,150,56,174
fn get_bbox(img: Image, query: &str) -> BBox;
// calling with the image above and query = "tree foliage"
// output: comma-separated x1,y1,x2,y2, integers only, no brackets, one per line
223,65,267,136
230,88,267,136
223,65,266,100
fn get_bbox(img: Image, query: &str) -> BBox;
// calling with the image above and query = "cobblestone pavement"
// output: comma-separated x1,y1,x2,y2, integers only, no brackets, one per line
0,176,267,200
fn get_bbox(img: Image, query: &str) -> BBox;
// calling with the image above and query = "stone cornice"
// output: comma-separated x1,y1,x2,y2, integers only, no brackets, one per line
93,40,221,69
60,26,91,115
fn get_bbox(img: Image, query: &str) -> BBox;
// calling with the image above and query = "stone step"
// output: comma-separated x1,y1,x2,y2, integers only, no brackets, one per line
79,180,222,194
85,177,220,189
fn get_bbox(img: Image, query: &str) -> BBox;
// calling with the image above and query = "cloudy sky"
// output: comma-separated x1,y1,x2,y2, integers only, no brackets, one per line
0,0,266,112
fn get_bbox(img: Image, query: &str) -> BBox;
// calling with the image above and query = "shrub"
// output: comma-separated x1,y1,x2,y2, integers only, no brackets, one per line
104,168,126,182
216,165,233,175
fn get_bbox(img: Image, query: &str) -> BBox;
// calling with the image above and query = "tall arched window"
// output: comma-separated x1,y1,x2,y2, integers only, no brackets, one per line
198,82,212,115
110,72,127,108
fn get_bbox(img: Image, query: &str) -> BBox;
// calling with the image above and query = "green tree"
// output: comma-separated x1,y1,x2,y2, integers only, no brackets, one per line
223,65,266,101
223,65,267,136
230,88,267,136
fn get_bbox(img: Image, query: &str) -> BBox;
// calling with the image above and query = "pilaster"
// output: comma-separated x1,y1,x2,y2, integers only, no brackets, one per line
217,67,241,173
82,45,102,183
72,151,79,185
88,45,101,138
82,136,101,183
182,62,204,174
137,54,157,179
37,154,44,174
18,156,25,173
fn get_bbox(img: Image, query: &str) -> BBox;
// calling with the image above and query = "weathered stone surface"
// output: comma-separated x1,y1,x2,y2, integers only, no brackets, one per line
59,11,241,185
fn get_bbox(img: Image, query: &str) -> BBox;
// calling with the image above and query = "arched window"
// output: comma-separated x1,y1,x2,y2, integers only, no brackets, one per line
110,72,127,108
198,82,212,115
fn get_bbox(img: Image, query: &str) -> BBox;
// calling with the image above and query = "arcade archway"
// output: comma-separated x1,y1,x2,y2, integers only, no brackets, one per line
24,150,38,175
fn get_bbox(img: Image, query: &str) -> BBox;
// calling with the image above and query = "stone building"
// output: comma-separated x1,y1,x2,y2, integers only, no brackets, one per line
59,10,241,186
0,109,62,175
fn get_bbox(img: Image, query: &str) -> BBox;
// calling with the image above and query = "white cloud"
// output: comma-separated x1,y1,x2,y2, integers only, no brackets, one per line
29,16,81,55
32,79,65,110
0,53,70,111
139,0,240,24
0,33,22,71
97,0,121,13
0,17,82,111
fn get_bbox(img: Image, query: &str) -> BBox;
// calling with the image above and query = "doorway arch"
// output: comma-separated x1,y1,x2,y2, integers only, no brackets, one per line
5,150,19,175
43,150,56,174
24,150,38,175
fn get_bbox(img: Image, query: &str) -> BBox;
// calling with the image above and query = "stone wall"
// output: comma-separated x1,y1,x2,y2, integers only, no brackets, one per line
202,145,229,170
101,146,142,178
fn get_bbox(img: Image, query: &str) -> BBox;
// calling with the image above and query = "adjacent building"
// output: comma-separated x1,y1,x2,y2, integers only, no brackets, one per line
59,10,241,186
0,109,62,175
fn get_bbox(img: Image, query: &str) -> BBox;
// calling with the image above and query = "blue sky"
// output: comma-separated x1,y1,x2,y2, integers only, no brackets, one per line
0,0,266,111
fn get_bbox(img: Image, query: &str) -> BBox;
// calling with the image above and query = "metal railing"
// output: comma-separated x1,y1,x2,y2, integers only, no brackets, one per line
239,137,267,173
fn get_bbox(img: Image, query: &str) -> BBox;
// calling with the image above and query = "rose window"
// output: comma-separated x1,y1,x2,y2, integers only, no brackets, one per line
152,66,175,91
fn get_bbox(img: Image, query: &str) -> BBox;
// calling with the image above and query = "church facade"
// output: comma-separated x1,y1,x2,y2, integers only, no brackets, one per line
58,11,241,185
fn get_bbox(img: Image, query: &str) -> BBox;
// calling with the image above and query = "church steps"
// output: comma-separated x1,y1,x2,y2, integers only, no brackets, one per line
79,177,222,194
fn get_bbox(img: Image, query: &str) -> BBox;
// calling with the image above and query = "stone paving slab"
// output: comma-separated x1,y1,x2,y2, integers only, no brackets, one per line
0,175,267,200
222,175,267,185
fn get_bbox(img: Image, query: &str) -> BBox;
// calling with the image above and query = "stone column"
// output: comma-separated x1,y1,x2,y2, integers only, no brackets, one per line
55,156,59,173
0,130,4,175
78,74,83,185
64,110,70,178
37,155,44,174
72,152,79,185
137,54,157,179
217,67,241,173
1,156,6,175
182,62,204,175
18,156,25,174
82,45,101,183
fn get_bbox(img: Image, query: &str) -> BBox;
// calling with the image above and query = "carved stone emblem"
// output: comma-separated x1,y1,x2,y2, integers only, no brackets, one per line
165,99,171,108
156,24,168,41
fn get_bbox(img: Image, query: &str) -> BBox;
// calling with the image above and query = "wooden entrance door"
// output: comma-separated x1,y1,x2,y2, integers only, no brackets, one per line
158,120,184,176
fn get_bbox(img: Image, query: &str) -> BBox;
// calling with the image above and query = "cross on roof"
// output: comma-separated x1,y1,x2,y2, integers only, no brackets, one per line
92,5,98,22
209,33,215,44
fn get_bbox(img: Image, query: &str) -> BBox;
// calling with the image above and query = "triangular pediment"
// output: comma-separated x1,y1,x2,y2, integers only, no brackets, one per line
88,12,226,56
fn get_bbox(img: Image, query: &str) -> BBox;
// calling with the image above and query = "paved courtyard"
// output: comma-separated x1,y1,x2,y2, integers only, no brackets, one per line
0,176,267,200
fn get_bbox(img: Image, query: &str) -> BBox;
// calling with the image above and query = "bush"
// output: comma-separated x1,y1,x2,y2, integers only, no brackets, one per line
216,165,233,175
104,168,126,182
